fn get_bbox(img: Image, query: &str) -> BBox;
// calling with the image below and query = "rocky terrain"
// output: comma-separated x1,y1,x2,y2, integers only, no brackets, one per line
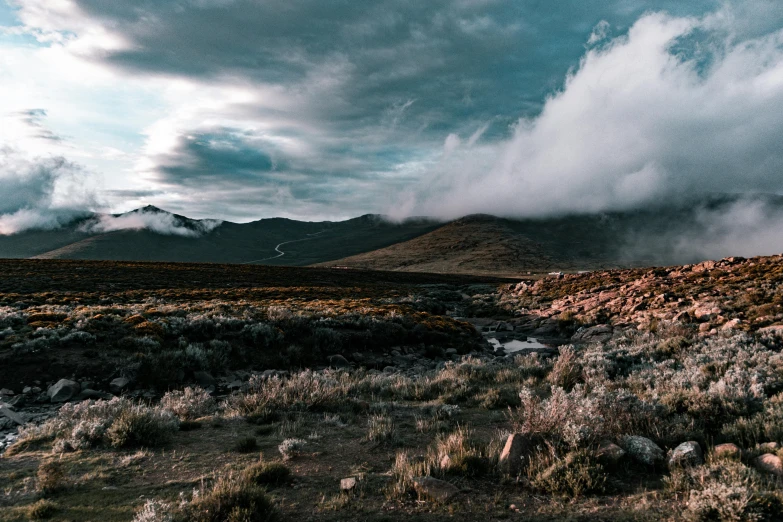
2,257,783,521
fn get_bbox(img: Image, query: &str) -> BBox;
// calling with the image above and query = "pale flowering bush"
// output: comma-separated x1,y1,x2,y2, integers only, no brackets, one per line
278,438,307,460
14,397,178,453
160,386,217,420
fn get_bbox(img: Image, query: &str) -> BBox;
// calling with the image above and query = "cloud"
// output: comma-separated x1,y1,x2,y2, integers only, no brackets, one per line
82,209,222,237
397,9,783,220
0,145,95,235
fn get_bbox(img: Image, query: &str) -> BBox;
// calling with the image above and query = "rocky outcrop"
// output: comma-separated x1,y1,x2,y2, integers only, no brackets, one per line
668,441,703,468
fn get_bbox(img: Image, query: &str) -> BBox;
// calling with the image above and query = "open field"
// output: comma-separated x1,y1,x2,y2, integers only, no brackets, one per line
2,258,783,521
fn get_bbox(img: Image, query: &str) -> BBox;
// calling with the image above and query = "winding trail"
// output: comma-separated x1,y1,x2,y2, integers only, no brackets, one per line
243,230,328,264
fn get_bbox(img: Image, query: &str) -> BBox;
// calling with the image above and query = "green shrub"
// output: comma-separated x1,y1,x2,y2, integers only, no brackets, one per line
36,461,65,494
106,405,178,449
242,461,291,487
180,474,278,522
25,499,59,520
233,437,258,453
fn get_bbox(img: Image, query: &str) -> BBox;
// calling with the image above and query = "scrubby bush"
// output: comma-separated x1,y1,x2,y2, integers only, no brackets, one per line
160,386,216,420
547,346,583,390
25,499,59,520
242,461,291,487
36,460,65,494
366,414,395,443
106,404,179,449
528,446,606,498
15,398,178,452
681,459,783,521
233,436,258,453
278,438,307,460
181,473,278,522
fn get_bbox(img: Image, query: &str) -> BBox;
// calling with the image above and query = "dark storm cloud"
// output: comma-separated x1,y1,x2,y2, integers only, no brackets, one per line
11,0,783,223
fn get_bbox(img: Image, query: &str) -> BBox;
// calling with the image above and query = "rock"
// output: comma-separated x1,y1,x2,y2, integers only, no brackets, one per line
47,379,80,403
713,443,742,459
722,319,741,331
382,366,396,374
193,371,215,388
759,325,783,335
758,442,780,452
597,441,626,464
22,387,32,394
754,454,783,477
0,405,25,426
110,377,131,394
499,433,528,475
327,354,351,369
0,388,13,397
668,441,703,467
572,324,613,343
80,381,95,391
74,389,114,401
412,476,460,503
445,348,458,356
620,435,664,466
439,454,452,470
340,477,357,491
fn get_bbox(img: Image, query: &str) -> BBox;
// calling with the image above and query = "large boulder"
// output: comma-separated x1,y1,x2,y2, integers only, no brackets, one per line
620,435,664,466
668,441,703,468
412,477,460,503
48,379,80,403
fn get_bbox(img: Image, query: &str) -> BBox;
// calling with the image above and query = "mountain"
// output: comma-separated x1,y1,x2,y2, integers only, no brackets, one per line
0,208,442,265
2,194,783,274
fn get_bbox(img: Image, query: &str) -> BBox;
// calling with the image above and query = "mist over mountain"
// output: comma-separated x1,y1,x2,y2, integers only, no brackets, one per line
2,194,782,274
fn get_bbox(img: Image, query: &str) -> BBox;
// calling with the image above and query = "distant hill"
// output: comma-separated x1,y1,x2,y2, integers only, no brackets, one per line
2,194,783,274
0,208,442,265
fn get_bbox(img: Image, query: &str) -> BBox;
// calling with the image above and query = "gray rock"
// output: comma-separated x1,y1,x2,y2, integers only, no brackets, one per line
0,405,25,425
668,441,703,468
193,371,215,388
382,366,396,374
445,348,458,356
412,476,460,503
620,435,664,466
572,324,613,343
48,379,79,402
499,433,528,475
110,377,131,394
80,381,95,391
327,354,351,369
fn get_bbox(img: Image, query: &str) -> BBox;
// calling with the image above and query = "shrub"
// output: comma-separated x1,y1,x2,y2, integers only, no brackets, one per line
182,473,278,522
242,461,291,487
278,438,307,460
234,437,258,453
366,414,395,443
684,459,783,521
132,499,175,522
434,426,493,478
25,499,59,520
160,387,216,420
528,446,606,498
36,461,65,494
547,346,583,390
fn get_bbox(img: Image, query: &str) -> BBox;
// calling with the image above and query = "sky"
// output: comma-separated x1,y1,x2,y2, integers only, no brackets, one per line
2,0,783,232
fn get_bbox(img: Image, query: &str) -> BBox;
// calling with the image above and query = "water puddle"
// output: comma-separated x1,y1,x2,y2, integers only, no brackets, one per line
488,337,551,354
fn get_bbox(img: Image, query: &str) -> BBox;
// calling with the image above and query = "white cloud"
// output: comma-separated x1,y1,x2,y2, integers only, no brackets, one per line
82,210,222,237
398,10,783,219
